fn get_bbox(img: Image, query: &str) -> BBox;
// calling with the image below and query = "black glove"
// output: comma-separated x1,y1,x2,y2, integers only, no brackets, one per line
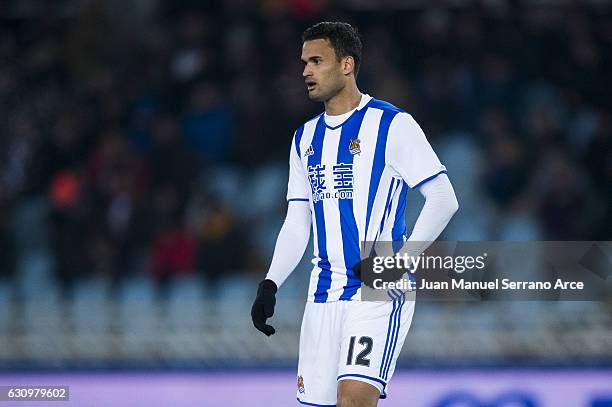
251,279,278,336
353,254,406,289
352,256,378,288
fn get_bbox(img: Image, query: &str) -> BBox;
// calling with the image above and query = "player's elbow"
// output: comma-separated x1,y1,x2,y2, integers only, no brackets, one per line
449,193,459,216
441,193,459,226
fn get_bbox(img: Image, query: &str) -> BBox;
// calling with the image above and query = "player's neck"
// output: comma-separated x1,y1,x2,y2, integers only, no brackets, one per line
324,83,362,116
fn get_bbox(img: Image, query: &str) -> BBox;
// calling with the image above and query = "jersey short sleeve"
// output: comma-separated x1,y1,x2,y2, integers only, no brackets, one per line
386,112,447,189
286,132,310,202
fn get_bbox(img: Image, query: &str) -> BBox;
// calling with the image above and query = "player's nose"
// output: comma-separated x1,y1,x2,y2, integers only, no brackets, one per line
303,65,312,78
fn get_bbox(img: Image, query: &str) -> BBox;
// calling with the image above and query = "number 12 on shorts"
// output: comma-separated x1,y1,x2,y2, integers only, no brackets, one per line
346,336,373,367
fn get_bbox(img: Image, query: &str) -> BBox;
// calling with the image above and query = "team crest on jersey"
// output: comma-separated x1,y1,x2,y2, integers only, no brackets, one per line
349,138,361,155
304,145,314,158
297,375,305,394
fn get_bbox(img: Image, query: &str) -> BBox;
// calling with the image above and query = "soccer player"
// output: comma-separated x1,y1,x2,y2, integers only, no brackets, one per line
251,22,458,407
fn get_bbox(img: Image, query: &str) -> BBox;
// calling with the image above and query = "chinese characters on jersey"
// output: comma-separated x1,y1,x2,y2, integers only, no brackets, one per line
308,163,354,203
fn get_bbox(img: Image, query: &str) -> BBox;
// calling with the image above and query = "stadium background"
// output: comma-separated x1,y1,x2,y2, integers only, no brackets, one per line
0,0,611,405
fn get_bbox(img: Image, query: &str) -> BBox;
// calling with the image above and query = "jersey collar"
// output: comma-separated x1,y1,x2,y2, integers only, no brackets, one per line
323,94,373,130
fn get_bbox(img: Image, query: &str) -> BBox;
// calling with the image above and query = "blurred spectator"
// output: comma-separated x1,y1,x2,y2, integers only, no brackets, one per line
182,81,233,164
150,114,199,201
149,184,196,299
87,126,150,292
151,191,196,299
537,148,588,240
481,109,530,209
48,168,87,300
150,219,197,300
195,199,247,297
0,201,16,287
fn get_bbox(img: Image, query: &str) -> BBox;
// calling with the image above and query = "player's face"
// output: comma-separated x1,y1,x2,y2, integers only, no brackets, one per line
301,39,346,102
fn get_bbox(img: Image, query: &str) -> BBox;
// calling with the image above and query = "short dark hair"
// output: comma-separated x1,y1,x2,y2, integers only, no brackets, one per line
302,22,362,76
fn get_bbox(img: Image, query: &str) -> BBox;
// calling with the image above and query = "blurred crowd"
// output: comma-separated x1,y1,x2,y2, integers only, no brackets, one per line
0,1,610,301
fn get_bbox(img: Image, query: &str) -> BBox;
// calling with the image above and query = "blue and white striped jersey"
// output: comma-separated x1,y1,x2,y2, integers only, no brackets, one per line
287,94,446,303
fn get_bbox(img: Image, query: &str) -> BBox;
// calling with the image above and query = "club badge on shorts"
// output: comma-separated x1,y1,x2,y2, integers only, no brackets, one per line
349,138,361,155
297,375,305,394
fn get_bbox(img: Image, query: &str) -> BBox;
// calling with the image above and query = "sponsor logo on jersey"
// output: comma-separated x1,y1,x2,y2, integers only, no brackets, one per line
297,375,305,394
304,145,315,158
307,163,354,203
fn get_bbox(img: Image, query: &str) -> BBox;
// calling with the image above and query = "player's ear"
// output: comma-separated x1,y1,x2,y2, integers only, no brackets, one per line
342,56,355,76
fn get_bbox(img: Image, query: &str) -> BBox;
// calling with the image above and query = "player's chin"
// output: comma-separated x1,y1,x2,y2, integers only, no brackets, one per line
307,91,326,102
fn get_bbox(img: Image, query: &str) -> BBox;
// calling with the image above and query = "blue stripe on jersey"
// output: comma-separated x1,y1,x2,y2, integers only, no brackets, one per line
377,179,401,239
364,109,400,243
368,98,404,113
310,115,332,303
294,125,305,158
337,108,368,301
391,182,408,242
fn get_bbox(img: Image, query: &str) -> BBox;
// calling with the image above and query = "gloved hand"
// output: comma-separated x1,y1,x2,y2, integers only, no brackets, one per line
251,279,278,336
353,254,406,289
